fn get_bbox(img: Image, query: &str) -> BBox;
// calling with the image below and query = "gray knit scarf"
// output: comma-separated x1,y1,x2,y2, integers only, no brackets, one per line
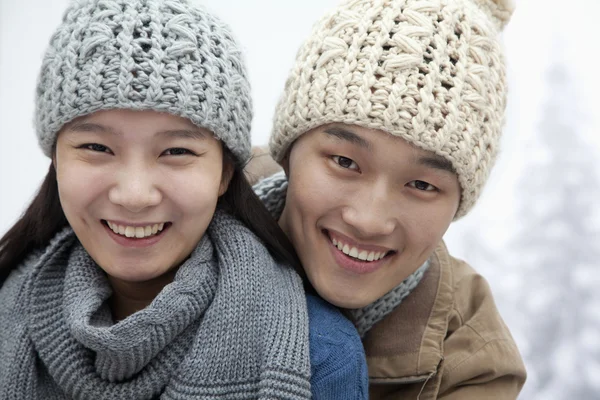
254,172,429,338
0,210,310,399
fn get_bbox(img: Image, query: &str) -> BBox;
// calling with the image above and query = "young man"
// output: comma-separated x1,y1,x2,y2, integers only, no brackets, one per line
249,0,527,398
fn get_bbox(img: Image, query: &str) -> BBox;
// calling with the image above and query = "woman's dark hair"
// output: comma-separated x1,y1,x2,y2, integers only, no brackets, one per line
0,164,68,284
218,149,309,287
0,152,309,289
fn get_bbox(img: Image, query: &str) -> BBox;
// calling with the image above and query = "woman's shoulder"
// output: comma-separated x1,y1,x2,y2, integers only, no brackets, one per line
0,248,43,317
2,247,42,286
306,294,369,400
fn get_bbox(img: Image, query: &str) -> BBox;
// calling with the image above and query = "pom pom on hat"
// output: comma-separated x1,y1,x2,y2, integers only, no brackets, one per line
471,0,515,29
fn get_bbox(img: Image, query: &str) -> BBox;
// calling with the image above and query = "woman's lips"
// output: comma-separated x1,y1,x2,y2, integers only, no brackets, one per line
102,220,171,248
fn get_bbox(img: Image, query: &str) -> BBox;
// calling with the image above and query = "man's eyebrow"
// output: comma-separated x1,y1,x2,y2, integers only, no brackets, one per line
417,155,456,174
323,127,371,150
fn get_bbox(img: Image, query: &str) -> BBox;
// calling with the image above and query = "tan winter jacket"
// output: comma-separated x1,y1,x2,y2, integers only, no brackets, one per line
365,241,526,399
245,150,526,399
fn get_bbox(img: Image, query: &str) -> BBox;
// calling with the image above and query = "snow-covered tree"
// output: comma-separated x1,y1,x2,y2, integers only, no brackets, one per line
507,61,600,399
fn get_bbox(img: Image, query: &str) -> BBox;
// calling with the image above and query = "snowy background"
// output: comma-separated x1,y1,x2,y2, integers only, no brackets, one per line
1,0,599,398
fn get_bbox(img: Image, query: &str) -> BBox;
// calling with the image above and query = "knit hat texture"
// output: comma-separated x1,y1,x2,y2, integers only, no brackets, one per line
270,0,514,218
35,0,252,165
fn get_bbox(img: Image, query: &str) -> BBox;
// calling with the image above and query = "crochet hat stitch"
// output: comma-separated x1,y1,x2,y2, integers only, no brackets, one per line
35,0,252,165
270,0,514,218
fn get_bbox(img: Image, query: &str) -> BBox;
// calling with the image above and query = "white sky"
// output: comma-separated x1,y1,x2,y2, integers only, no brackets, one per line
1,0,599,243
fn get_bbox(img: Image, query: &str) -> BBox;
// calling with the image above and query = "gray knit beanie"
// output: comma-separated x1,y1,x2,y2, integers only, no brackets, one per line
271,0,514,218
35,0,252,165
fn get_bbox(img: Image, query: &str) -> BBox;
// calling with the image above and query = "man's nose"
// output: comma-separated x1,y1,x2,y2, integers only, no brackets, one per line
341,182,397,237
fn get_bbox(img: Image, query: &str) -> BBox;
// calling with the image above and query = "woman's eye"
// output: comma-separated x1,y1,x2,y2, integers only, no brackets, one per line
162,148,195,156
409,180,437,192
332,155,359,171
81,143,110,153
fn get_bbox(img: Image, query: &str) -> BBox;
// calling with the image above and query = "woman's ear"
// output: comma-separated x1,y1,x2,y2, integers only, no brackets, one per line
52,146,58,181
218,159,235,196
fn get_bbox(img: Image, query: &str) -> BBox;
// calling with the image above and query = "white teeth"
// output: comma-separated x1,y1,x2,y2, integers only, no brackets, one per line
135,227,145,238
125,226,135,238
342,244,350,255
331,237,389,262
107,221,167,239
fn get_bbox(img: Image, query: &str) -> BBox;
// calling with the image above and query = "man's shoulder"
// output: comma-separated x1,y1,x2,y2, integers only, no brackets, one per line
307,295,358,339
245,146,283,186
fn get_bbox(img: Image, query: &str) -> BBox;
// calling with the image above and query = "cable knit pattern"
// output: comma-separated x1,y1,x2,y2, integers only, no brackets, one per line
35,0,252,164
270,0,513,218
0,210,311,399
253,172,427,336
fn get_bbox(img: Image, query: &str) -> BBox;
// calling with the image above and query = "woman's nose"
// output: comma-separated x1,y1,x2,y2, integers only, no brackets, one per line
108,165,162,213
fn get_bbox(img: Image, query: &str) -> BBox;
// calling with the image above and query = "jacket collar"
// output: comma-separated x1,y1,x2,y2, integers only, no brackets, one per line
362,241,453,383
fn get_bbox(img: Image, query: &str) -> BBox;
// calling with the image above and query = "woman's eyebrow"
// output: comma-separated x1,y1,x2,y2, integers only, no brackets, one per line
67,122,119,135
323,127,372,150
157,129,208,140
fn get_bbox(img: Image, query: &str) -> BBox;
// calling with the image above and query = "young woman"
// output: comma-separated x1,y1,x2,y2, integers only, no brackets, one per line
250,0,527,398
0,0,367,398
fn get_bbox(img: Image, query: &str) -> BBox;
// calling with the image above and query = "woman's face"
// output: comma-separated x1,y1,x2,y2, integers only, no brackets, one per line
55,109,230,283
279,124,461,309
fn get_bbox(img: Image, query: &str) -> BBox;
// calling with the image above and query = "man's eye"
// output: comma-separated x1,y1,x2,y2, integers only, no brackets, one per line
409,180,437,191
81,143,110,153
162,148,195,156
332,155,359,171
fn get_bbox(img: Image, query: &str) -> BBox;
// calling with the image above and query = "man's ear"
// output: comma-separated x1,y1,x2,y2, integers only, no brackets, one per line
281,152,290,176
244,146,284,185
218,160,235,196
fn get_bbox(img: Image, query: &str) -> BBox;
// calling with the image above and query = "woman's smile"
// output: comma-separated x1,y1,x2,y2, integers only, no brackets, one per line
102,219,171,248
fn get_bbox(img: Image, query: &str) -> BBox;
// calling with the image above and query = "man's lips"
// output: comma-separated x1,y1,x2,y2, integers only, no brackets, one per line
325,229,395,262
323,229,395,274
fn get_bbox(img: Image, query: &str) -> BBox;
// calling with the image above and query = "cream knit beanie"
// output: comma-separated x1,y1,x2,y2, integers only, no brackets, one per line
270,0,514,218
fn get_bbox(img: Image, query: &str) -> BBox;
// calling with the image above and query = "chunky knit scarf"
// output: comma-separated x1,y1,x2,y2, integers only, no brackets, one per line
0,210,310,399
254,172,428,337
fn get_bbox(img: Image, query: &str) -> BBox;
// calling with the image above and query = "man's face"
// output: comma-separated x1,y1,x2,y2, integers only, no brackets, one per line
279,124,461,308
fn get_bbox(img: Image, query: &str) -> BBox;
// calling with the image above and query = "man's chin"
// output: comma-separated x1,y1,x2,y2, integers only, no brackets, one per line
311,280,376,309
